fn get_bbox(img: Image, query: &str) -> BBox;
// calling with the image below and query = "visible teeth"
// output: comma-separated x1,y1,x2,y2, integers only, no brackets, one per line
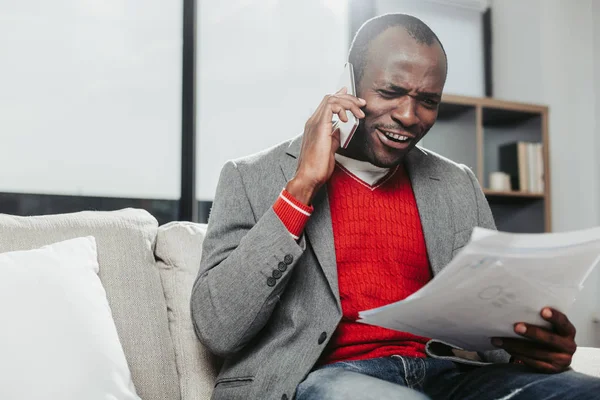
384,131,409,141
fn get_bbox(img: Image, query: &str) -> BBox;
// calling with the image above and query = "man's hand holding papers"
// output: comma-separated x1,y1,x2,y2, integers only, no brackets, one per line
358,227,600,373
492,307,577,373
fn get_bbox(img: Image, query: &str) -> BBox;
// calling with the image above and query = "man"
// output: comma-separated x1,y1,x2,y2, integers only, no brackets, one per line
191,14,600,400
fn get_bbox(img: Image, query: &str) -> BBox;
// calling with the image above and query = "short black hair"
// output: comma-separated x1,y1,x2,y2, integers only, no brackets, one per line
348,13,447,85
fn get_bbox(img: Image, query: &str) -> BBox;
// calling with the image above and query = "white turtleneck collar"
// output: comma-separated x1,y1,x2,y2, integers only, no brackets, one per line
334,153,391,186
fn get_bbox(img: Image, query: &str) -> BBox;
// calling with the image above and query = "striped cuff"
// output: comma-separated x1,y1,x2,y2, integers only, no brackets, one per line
273,188,314,240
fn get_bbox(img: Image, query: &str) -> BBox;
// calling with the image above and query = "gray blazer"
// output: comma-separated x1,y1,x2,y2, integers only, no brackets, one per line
191,135,509,400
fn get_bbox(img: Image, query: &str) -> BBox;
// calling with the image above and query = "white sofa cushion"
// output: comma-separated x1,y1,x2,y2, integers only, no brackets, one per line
0,209,180,400
0,237,140,400
156,222,221,400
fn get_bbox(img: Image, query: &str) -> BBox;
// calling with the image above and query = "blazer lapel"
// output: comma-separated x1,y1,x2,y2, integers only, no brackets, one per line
405,147,454,276
281,136,341,310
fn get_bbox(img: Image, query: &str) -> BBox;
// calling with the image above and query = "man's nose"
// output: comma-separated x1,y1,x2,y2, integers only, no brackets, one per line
391,96,419,128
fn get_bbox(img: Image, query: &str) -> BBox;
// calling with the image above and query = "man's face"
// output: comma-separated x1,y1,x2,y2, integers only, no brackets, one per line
351,27,447,168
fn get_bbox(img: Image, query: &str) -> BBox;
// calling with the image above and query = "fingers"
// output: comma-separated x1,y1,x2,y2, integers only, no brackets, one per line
511,323,576,354
346,103,366,120
338,93,366,112
316,93,366,122
322,91,366,108
542,308,577,338
493,338,553,362
508,308,577,354
330,96,366,120
493,338,572,364
492,337,573,373
331,104,349,122
489,308,578,374
511,353,564,374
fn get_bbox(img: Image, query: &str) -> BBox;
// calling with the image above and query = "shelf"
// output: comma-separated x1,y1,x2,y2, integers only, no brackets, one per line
484,190,544,198
441,94,545,126
437,102,473,121
436,94,550,231
483,108,540,126
442,94,547,114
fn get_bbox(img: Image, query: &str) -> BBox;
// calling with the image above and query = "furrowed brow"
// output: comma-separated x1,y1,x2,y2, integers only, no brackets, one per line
417,91,442,99
383,83,441,99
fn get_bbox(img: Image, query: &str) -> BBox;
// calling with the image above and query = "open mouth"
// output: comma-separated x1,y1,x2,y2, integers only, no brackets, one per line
381,130,411,143
376,128,415,149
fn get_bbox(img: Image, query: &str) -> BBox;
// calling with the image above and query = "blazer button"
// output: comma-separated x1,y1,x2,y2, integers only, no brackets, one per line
278,262,287,272
267,277,276,287
281,394,288,400
318,331,327,345
284,254,293,265
272,269,282,279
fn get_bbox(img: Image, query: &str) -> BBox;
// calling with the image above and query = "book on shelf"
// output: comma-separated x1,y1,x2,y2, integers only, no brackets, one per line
499,141,544,193
535,143,544,192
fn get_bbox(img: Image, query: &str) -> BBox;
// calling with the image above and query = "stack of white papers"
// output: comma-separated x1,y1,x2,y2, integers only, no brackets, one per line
358,227,600,351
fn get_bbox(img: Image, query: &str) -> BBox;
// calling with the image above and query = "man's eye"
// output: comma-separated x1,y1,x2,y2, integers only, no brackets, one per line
378,90,396,98
422,98,439,106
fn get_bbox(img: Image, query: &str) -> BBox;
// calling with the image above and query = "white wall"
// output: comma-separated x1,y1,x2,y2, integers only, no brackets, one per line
491,0,544,105
375,0,486,97
0,1,182,199
594,0,600,344
596,0,600,229
197,0,349,200
493,0,600,347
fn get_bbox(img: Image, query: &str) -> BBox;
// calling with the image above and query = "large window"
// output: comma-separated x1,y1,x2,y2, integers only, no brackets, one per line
0,1,182,223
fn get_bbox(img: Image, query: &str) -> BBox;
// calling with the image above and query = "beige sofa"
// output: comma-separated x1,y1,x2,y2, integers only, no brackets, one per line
0,208,598,400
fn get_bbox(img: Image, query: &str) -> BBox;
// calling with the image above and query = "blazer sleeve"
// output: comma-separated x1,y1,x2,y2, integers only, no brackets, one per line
462,164,511,364
462,165,497,230
190,161,305,357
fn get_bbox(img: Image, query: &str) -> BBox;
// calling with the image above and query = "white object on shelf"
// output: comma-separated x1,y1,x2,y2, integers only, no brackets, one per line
489,171,511,191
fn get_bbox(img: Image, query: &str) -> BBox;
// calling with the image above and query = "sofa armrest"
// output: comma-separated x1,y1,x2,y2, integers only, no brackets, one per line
156,222,221,400
571,347,600,378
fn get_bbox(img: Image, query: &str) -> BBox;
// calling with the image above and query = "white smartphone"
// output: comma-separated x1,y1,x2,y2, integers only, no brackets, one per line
332,62,360,148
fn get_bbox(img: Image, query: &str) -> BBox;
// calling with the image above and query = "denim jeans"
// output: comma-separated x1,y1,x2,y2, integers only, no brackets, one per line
295,356,600,400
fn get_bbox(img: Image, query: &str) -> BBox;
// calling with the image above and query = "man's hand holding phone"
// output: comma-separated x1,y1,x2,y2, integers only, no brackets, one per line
285,86,366,205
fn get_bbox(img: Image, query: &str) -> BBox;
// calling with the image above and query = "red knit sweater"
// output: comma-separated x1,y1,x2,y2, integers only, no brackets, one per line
272,162,432,365
320,163,431,364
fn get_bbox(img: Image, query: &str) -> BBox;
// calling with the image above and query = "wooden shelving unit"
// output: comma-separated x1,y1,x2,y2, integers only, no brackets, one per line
423,94,551,233
482,190,545,199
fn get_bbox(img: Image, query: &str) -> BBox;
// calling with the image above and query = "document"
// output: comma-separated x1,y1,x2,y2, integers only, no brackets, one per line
358,227,600,351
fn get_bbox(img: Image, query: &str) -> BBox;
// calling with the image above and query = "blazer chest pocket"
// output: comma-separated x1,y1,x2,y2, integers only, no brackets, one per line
452,228,473,257
215,376,254,389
